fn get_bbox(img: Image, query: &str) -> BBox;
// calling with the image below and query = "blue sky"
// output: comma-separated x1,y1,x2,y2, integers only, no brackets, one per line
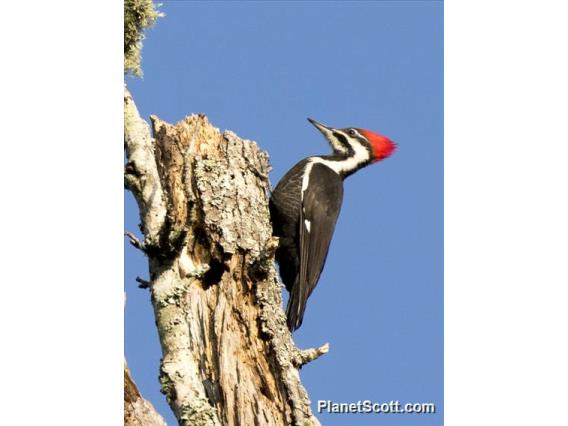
126,2,443,425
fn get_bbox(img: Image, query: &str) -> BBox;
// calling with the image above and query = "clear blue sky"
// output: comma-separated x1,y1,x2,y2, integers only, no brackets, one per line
125,2,443,425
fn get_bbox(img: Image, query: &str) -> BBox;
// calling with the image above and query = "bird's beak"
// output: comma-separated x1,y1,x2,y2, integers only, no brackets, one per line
307,117,333,134
308,117,348,154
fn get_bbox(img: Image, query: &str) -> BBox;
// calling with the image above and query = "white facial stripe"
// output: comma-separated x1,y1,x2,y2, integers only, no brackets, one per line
319,127,349,154
302,129,371,201
310,137,370,175
352,129,364,139
304,219,311,232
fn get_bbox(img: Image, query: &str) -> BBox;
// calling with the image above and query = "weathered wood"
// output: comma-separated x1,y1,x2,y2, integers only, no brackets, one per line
125,89,327,425
124,87,167,250
125,361,167,426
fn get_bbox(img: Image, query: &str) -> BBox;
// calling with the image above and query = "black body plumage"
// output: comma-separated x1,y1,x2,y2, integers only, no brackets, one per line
269,118,395,332
270,160,343,331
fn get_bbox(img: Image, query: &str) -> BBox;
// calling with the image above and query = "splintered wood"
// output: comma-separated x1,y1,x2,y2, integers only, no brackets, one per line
125,95,325,425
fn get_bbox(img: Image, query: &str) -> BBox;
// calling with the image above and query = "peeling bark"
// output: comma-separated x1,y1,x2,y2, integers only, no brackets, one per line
125,88,326,426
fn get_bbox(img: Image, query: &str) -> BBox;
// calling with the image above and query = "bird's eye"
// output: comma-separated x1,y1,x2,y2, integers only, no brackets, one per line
348,129,356,136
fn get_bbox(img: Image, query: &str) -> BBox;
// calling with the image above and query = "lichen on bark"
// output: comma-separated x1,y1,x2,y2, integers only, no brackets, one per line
124,0,163,76
125,104,327,425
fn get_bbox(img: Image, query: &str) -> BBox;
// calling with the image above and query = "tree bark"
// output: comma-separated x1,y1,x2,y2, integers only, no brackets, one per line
124,88,327,425
125,361,168,426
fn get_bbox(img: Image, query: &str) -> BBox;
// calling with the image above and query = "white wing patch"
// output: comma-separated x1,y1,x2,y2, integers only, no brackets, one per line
304,219,311,232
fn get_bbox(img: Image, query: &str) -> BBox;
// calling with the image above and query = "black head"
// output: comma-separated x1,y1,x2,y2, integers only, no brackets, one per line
307,117,396,163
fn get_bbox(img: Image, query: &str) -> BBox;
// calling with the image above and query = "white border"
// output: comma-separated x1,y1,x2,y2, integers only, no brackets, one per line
2,1,568,424
1,1,123,424
446,1,568,424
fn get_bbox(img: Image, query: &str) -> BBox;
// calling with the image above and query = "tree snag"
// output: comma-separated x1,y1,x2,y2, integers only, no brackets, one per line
124,87,327,425
125,361,168,426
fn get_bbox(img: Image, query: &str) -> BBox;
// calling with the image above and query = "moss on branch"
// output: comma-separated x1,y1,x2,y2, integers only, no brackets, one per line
124,0,163,76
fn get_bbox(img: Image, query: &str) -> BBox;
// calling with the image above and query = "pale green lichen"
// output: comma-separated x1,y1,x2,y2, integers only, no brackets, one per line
124,0,164,76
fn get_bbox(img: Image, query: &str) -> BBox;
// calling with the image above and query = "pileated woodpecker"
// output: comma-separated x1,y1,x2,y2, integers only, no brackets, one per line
269,118,396,331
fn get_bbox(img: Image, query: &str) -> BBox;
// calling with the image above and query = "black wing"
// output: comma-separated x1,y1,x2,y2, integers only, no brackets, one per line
287,163,343,331
270,159,310,292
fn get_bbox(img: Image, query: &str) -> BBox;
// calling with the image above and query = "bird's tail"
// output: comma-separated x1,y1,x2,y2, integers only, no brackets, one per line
286,282,306,332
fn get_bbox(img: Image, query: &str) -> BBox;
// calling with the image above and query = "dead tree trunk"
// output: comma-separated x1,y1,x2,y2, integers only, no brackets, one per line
125,361,167,426
124,88,327,425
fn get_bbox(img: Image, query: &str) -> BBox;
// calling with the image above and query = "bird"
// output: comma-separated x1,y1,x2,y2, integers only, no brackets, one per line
269,118,396,331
